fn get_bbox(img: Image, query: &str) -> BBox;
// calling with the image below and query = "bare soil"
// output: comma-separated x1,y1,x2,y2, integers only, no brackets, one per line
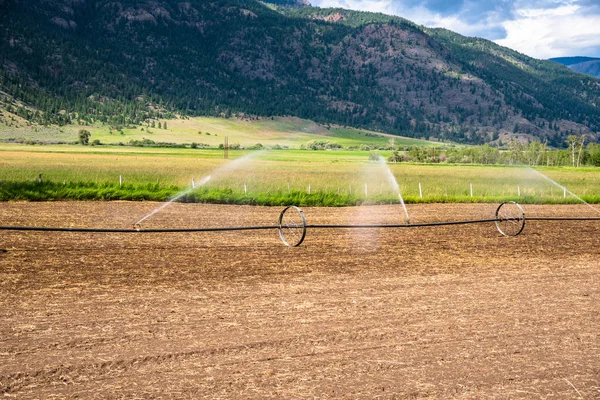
0,202,598,399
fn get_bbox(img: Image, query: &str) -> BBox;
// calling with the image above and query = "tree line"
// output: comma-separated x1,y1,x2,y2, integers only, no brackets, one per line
388,139,600,167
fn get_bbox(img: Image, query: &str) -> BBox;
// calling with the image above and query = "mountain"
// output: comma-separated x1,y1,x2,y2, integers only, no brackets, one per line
1,0,599,146
551,57,600,67
570,61,600,79
550,57,600,79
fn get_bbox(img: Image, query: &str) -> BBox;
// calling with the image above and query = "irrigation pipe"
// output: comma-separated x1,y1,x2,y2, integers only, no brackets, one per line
307,218,499,229
1,218,598,233
0,217,597,232
0,218,524,232
0,225,279,233
1,202,599,247
526,217,600,221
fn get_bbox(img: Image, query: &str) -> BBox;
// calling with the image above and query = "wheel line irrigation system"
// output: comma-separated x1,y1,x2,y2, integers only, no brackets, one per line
1,202,599,247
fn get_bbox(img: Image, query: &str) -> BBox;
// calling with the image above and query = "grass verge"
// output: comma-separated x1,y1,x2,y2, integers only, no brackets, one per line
2,180,598,206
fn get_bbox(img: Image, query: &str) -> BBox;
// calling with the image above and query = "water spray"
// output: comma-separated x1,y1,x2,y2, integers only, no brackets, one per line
378,157,410,224
135,175,211,225
529,168,600,215
133,150,266,226
398,194,410,225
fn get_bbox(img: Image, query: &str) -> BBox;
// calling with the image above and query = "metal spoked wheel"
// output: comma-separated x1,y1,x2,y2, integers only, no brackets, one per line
495,201,526,236
278,206,307,247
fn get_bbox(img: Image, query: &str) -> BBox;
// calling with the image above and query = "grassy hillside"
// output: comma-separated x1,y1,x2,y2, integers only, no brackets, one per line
0,115,434,148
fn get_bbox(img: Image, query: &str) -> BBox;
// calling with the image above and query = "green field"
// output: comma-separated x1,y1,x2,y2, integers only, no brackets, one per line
1,143,598,206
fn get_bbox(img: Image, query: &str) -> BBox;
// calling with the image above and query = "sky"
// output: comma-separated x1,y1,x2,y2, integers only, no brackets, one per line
309,0,600,59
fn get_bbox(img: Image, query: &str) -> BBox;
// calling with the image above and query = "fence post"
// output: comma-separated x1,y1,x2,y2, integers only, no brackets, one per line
119,175,122,187
192,178,195,189
244,183,247,195
364,183,368,197
518,186,520,196
470,183,473,198
419,182,422,199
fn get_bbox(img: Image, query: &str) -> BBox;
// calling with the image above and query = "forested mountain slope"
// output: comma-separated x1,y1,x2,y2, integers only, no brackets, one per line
1,0,599,145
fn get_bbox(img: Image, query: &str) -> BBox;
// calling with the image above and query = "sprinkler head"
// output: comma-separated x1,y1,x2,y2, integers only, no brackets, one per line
133,223,142,231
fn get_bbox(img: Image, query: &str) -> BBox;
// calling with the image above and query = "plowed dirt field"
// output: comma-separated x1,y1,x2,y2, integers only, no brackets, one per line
0,202,598,398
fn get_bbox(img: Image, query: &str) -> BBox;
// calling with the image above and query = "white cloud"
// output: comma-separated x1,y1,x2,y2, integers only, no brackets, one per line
496,5,600,58
407,9,503,38
517,4,579,18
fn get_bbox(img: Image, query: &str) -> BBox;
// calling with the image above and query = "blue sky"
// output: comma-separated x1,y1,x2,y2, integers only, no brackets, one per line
310,0,600,59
